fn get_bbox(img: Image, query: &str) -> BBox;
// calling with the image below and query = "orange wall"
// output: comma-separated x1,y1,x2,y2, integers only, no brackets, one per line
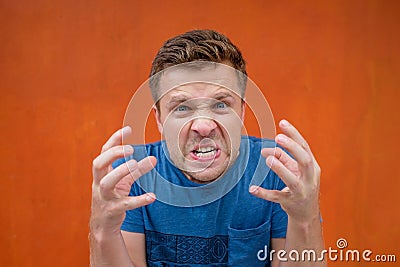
1,1,399,266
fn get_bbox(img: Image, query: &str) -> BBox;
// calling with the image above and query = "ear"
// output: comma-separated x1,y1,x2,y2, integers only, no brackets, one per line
153,106,163,134
241,100,246,122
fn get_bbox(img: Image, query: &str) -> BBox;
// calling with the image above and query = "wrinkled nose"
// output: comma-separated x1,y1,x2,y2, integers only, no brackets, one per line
190,117,217,137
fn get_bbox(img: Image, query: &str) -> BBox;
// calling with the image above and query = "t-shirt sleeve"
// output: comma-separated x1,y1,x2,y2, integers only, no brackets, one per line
270,172,288,238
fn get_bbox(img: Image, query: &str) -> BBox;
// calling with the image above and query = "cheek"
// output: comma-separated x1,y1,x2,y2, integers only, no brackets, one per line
177,125,190,148
163,118,191,145
214,114,243,153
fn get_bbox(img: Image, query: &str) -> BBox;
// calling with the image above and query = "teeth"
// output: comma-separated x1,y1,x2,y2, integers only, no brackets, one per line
194,147,217,158
196,150,216,158
197,147,215,153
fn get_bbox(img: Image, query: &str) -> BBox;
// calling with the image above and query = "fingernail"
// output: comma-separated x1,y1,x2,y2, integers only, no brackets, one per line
276,134,287,143
280,120,290,127
249,185,259,193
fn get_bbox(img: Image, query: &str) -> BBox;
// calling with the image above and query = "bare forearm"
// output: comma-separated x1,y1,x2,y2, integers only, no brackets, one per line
89,227,134,267
279,215,326,267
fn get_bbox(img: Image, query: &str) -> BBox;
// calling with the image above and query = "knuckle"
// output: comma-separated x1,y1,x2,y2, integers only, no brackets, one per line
302,141,310,150
122,199,132,209
274,148,284,159
92,157,99,169
101,144,108,153
104,205,116,219
123,197,142,210
271,191,281,202
99,180,109,194
302,155,313,166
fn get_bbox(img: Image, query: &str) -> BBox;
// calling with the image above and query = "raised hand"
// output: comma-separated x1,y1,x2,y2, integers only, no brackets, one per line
90,126,157,232
250,119,321,224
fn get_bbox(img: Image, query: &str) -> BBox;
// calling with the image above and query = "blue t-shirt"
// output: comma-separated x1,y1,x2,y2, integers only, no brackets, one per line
113,136,288,266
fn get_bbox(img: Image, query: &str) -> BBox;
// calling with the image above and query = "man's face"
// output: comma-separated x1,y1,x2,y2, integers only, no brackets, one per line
155,66,245,183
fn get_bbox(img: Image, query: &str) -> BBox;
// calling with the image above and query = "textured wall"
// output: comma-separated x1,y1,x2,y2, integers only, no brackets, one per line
1,0,399,266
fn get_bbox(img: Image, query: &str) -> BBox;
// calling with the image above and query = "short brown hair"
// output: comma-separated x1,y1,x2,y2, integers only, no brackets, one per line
149,29,247,101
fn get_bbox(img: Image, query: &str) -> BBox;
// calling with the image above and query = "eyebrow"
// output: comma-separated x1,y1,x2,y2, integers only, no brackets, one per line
165,95,190,110
213,92,236,102
165,90,237,110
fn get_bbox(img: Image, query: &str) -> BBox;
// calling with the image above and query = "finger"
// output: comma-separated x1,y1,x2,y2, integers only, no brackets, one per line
261,147,297,168
265,155,300,191
100,156,157,199
275,134,315,179
249,186,289,204
92,145,134,184
101,126,132,153
279,120,316,160
279,119,321,177
99,159,138,199
129,156,157,181
115,193,157,212
275,134,312,167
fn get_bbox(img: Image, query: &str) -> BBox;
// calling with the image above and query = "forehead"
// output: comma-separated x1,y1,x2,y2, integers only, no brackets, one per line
157,63,242,101
162,83,241,101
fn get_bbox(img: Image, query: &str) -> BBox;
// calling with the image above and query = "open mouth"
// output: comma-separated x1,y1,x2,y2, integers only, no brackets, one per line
190,145,221,161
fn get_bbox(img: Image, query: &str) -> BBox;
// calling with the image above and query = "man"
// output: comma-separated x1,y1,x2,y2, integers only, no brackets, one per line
90,30,325,266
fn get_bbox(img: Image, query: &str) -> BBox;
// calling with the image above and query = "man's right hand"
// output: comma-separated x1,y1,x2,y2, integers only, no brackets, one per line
90,126,157,235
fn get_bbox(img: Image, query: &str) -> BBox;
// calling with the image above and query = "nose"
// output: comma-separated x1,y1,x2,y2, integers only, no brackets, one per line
190,117,217,137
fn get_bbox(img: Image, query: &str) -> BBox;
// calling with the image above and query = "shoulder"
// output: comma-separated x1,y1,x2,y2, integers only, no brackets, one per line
239,135,276,169
242,135,276,150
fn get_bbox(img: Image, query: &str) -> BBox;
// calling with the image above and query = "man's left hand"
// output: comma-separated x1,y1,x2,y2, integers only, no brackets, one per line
250,119,321,224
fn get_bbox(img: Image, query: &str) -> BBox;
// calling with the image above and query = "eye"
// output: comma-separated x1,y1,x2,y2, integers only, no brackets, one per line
214,102,227,109
175,105,190,112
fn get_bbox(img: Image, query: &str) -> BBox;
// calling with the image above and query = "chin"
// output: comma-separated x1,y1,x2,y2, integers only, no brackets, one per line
172,152,235,183
187,174,219,184
185,167,227,184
